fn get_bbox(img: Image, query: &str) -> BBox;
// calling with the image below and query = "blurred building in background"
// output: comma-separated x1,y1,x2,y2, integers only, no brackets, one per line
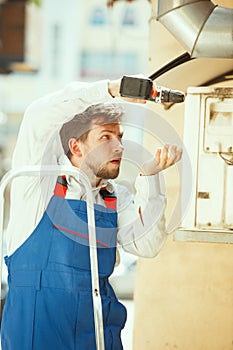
0,0,150,176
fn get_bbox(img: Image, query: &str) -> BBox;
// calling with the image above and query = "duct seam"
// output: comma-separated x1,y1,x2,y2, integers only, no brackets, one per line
190,4,217,57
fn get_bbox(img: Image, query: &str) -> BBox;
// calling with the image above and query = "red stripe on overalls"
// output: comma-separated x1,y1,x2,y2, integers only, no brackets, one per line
53,224,110,248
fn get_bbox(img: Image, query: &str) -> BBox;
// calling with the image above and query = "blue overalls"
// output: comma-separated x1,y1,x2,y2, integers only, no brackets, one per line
1,177,127,350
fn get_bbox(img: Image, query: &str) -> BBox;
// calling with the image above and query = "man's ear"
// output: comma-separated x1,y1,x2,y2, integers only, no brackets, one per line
68,138,82,157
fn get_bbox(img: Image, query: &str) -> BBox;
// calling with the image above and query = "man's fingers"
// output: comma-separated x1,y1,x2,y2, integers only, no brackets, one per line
165,145,176,167
121,97,147,104
167,147,183,167
159,144,169,168
141,145,183,176
157,145,183,170
175,149,183,162
155,148,162,164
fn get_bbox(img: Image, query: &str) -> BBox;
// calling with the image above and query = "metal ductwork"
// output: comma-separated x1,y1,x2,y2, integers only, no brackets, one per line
157,0,233,58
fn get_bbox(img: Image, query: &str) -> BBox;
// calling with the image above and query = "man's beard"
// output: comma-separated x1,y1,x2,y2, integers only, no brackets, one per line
96,163,120,179
83,154,121,181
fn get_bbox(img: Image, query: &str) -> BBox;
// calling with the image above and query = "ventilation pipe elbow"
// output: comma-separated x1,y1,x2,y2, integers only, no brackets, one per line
157,0,233,58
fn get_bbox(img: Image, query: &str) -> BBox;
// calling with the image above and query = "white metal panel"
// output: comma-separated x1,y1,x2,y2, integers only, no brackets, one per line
175,86,233,243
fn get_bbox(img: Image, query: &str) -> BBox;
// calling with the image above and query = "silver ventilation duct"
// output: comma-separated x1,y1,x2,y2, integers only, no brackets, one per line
157,0,233,58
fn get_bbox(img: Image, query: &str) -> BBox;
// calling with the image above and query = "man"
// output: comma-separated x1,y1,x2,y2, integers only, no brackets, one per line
1,78,182,350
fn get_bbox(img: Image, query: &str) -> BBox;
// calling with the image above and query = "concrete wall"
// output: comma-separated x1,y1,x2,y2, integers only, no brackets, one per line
133,0,233,349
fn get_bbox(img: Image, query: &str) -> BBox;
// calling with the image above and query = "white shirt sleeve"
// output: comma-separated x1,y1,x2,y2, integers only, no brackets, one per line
116,174,167,258
12,80,113,167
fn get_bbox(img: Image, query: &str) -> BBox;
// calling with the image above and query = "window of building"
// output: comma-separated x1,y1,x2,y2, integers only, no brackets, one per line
122,6,138,26
81,51,138,79
89,6,107,26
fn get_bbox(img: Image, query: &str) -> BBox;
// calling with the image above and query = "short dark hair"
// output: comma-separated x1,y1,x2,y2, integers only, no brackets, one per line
60,103,124,157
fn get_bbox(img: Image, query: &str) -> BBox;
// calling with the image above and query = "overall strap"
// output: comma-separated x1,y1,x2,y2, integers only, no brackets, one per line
54,176,67,197
54,176,117,210
99,187,117,210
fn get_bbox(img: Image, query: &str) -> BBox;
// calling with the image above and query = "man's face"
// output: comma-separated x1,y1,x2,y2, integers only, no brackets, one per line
74,122,124,184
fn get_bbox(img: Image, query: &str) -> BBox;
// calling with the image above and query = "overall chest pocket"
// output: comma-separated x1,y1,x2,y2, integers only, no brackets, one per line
49,226,91,271
49,225,117,276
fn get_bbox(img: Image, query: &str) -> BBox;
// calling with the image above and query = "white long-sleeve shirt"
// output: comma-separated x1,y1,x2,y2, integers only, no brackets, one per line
6,80,168,259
